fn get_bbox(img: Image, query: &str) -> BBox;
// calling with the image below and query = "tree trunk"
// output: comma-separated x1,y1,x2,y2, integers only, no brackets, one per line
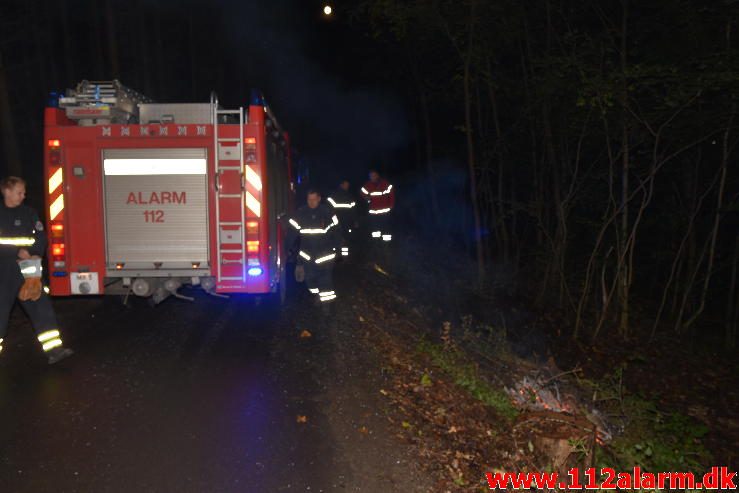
681,109,733,331
486,66,511,263
188,11,198,98
617,0,631,339
59,0,75,85
90,0,105,78
0,52,21,176
726,235,739,349
137,1,153,95
105,0,120,78
464,58,485,287
418,86,441,224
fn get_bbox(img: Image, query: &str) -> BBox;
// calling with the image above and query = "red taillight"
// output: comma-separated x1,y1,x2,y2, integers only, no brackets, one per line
48,139,61,148
52,243,65,257
244,137,256,144
247,240,260,253
51,223,64,238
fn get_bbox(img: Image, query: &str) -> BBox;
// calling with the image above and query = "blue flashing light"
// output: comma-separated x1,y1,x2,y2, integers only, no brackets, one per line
248,267,263,277
52,271,68,277
47,91,61,108
250,89,265,107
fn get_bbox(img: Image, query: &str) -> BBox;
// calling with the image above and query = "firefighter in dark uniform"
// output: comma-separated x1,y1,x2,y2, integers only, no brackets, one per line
0,176,73,364
287,189,342,310
361,169,395,243
327,179,357,258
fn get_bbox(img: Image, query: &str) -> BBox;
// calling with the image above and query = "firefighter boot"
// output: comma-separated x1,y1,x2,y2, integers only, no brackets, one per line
47,346,74,365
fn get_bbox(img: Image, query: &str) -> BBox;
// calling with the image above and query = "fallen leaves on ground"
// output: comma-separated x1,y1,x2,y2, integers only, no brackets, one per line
357,300,518,491
353,259,609,490
299,329,312,339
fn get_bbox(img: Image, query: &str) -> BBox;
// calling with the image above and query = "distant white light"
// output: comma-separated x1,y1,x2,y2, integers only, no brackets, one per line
323,5,332,16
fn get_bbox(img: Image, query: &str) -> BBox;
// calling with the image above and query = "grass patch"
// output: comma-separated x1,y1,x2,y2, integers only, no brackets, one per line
417,339,518,420
604,402,710,472
580,368,710,472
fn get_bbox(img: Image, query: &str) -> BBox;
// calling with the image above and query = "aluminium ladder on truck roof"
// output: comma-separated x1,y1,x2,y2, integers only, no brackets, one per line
58,80,154,125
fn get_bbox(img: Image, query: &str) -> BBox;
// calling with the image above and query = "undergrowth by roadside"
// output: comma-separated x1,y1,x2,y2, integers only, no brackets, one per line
578,368,711,473
376,324,714,491
417,339,518,421
422,329,712,474
356,243,724,490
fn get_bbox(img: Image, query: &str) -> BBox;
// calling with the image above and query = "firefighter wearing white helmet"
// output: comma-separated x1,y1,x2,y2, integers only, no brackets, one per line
0,176,73,364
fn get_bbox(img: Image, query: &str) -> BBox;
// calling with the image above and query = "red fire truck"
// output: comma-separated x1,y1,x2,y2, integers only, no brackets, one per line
43,80,295,304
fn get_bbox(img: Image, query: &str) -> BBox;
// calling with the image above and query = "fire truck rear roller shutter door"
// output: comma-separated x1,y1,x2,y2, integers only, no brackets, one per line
103,148,210,270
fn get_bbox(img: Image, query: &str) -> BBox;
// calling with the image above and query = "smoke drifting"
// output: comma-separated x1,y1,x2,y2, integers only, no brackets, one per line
217,0,409,189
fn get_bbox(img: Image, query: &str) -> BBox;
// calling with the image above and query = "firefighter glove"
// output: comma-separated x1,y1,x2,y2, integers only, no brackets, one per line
18,278,43,302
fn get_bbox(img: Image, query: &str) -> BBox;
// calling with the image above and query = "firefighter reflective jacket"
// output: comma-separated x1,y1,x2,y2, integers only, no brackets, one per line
361,178,395,215
0,203,47,285
0,203,47,260
287,204,343,265
327,188,357,226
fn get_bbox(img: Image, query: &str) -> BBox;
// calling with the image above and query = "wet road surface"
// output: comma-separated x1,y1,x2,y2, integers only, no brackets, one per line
0,263,429,492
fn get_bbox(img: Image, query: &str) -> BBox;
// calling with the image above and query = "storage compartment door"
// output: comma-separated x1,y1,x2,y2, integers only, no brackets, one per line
103,148,209,271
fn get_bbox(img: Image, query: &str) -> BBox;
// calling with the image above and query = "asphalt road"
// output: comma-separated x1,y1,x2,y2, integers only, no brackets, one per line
0,260,430,493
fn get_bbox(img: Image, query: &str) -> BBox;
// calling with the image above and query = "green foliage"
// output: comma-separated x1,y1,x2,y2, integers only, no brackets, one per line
582,369,710,472
608,408,710,472
420,373,433,387
417,339,518,420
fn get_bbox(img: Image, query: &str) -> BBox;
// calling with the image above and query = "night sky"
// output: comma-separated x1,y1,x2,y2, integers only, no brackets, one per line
0,0,410,194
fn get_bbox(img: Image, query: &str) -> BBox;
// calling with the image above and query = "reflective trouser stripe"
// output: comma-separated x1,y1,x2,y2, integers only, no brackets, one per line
319,291,336,302
315,253,336,264
382,235,392,242
309,288,320,294
37,330,63,352
341,247,349,256
38,330,60,342
371,231,381,238
0,337,3,353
